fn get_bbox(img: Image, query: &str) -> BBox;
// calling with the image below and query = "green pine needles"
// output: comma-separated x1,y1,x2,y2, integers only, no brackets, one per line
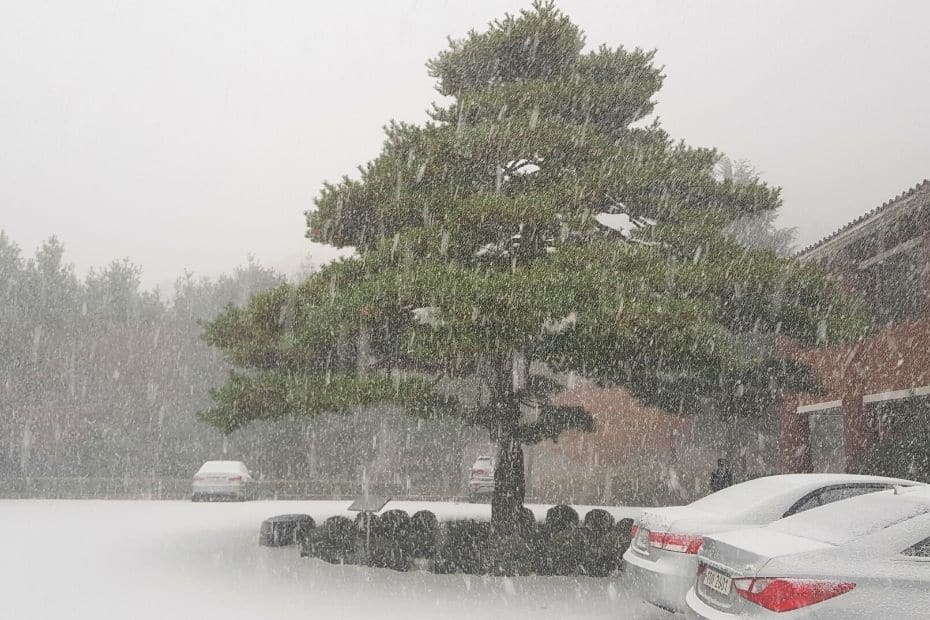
201,1,870,527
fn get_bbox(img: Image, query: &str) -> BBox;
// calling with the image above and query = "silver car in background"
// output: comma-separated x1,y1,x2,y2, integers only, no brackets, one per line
686,485,930,619
623,473,918,613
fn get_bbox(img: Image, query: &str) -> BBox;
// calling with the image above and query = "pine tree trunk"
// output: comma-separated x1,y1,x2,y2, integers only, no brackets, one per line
491,433,525,532
488,352,525,532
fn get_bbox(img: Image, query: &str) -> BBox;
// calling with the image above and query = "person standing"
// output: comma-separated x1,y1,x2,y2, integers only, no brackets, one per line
710,458,733,492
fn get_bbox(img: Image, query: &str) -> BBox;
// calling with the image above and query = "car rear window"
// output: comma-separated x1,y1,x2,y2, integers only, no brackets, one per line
770,490,930,545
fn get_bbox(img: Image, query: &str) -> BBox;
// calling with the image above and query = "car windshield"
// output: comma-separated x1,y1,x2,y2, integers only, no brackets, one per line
770,490,930,545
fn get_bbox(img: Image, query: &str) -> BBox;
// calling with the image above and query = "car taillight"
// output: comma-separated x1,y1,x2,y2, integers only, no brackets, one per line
228,475,243,482
732,578,855,612
647,531,704,554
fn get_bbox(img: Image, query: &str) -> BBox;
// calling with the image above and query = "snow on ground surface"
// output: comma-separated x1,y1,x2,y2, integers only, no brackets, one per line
0,500,668,620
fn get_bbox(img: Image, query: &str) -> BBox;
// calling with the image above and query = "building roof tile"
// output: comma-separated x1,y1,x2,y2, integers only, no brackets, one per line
798,179,930,257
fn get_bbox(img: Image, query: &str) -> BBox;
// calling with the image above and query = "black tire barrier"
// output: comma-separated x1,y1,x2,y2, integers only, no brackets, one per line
488,531,540,576
541,527,587,575
436,520,492,574
616,517,634,536
409,510,439,558
410,510,438,533
298,507,631,577
354,511,381,535
259,514,315,547
365,509,413,571
308,516,356,564
545,504,579,533
374,509,411,539
581,524,620,578
615,517,635,558
583,508,615,533
367,536,412,571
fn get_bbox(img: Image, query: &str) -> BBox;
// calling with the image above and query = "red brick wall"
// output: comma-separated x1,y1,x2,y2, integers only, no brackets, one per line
779,232,930,471
548,386,692,465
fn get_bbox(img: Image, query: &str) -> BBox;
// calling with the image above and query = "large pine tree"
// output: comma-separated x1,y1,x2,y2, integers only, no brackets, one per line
202,2,868,527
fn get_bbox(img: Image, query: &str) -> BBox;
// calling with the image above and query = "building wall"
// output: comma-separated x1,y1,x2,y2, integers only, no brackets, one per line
527,385,780,505
781,216,930,472
779,312,930,472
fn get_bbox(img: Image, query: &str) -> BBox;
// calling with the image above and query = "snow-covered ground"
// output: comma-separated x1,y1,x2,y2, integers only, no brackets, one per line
0,499,669,620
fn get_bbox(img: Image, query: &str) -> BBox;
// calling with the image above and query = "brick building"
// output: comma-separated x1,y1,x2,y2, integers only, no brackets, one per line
779,179,930,473
521,378,781,506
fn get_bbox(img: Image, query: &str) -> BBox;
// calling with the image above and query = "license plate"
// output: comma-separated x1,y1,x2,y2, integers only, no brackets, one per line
702,568,731,595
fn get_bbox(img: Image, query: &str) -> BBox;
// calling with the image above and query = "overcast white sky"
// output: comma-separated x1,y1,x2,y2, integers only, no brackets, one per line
2,0,928,288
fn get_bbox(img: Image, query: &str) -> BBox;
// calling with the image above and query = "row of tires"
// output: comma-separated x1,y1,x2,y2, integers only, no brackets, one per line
261,505,634,577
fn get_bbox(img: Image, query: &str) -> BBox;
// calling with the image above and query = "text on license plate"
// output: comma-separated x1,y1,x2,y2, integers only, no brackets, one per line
703,568,731,595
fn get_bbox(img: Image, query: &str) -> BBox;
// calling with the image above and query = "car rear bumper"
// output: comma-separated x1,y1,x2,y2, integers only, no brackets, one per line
468,480,494,494
685,585,751,619
623,546,697,613
686,585,808,619
192,483,247,498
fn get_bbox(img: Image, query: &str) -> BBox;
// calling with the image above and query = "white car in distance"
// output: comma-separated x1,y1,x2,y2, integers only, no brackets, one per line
623,473,920,613
468,456,495,502
191,460,254,501
686,485,930,618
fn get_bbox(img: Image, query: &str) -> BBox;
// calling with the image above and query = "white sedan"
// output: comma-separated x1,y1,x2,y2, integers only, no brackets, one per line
468,455,495,502
686,485,930,618
623,473,919,613
191,460,254,501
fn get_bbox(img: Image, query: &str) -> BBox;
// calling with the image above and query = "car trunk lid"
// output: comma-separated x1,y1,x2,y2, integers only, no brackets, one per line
696,528,834,611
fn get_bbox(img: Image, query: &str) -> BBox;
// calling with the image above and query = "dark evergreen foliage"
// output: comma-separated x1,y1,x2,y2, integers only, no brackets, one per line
0,231,287,482
201,2,870,529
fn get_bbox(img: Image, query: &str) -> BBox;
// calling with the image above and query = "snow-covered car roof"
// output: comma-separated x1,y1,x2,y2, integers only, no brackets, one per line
197,460,249,473
766,485,930,545
687,473,919,517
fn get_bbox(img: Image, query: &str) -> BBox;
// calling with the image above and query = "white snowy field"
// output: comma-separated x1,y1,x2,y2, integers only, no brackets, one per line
0,500,670,620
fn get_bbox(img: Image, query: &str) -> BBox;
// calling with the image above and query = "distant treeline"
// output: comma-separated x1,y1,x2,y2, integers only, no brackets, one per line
0,232,470,493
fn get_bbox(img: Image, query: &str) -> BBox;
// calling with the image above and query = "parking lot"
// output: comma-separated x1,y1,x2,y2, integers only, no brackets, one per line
0,500,666,620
